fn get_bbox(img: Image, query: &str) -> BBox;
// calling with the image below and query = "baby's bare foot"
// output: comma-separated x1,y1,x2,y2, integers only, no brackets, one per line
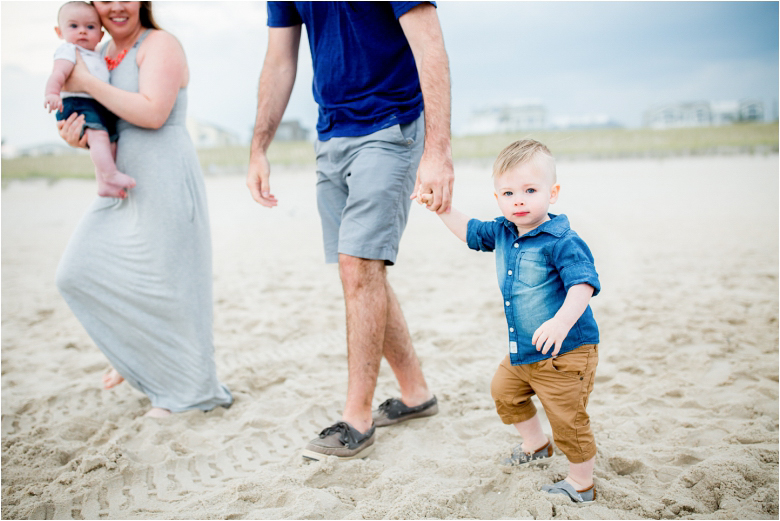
144,407,171,418
97,170,136,199
103,368,124,390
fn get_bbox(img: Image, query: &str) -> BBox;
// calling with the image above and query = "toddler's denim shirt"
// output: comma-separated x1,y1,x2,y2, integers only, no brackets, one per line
467,213,600,366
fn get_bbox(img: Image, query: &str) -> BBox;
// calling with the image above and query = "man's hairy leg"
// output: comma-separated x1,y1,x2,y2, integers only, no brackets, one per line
339,254,387,434
382,281,432,407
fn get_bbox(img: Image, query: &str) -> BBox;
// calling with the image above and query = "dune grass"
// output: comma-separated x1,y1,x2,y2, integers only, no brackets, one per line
452,122,779,161
3,123,777,181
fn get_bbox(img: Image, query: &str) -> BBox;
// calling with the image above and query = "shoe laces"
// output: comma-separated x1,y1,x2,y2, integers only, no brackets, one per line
319,421,362,447
377,398,397,412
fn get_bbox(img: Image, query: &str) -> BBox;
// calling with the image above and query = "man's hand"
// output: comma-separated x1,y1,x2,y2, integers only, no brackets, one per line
246,25,301,208
412,149,453,214
44,93,63,113
246,152,278,207
532,317,572,357
400,4,454,215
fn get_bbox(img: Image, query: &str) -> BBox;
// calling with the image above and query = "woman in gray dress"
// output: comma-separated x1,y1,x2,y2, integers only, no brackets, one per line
57,1,232,417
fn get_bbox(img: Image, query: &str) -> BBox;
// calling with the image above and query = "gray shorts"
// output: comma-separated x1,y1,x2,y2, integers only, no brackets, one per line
315,114,425,265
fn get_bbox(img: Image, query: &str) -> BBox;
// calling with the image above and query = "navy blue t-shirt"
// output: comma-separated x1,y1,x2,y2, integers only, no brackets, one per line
267,1,433,140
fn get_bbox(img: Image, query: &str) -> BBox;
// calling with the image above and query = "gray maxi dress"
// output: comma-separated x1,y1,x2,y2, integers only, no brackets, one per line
56,30,233,412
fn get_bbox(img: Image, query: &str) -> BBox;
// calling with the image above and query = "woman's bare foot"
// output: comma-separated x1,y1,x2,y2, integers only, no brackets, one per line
144,407,171,418
103,368,124,390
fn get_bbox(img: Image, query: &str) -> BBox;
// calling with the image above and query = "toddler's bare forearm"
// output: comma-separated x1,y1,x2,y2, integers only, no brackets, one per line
437,207,469,243
554,284,595,329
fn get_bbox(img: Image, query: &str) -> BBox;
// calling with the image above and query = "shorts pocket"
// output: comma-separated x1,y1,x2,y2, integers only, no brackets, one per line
550,352,583,377
516,252,549,287
549,345,596,379
398,120,418,146
382,122,415,147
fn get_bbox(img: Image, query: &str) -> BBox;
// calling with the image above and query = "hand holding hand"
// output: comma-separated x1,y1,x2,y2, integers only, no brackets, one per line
44,93,63,113
57,112,88,148
246,152,278,207
411,149,454,214
532,317,572,357
412,188,434,208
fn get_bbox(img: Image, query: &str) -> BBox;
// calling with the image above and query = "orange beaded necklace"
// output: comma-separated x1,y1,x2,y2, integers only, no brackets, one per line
105,48,129,71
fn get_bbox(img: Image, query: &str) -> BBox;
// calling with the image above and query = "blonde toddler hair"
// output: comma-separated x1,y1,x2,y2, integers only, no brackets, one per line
493,139,557,184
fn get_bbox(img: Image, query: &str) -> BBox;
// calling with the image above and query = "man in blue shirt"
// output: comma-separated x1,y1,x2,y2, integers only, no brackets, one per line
248,2,453,461
416,139,601,503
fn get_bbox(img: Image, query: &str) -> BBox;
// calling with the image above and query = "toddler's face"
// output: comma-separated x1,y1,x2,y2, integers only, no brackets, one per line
493,159,559,232
57,4,104,51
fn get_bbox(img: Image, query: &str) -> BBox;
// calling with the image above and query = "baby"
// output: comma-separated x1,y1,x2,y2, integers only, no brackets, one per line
417,139,601,503
44,1,135,199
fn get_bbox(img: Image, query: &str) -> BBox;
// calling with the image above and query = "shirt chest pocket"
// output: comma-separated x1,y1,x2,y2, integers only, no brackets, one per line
515,252,549,287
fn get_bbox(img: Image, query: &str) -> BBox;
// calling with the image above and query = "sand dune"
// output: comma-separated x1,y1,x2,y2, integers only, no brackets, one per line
2,155,778,519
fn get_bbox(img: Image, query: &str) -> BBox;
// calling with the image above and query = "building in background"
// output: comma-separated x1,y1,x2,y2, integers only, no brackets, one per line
186,118,242,148
643,101,711,128
736,99,765,122
274,120,310,142
464,100,547,135
644,99,765,129
549,114,623,130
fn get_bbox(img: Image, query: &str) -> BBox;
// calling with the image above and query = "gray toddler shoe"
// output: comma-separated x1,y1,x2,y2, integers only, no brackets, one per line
501,439,554,467
541,480,596,503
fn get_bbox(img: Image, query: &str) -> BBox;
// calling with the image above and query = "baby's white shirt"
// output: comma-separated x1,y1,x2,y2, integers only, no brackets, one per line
53,42,110,99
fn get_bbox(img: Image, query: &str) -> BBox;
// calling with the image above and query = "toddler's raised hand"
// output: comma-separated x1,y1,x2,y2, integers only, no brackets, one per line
44,93,63,113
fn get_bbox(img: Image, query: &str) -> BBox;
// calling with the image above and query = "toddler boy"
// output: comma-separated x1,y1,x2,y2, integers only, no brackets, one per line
44,1,135,198
417,139,601,503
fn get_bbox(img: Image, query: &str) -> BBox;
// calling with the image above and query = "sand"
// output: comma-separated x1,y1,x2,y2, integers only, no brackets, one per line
2,155,778,519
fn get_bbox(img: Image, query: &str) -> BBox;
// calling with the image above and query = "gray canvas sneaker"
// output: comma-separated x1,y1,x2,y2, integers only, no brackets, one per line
301,421,376,461
501,439,554,467
372,396,438,427
542,480,596,503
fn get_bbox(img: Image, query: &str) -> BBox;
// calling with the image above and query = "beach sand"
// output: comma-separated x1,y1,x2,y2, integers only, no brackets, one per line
2,155,778,519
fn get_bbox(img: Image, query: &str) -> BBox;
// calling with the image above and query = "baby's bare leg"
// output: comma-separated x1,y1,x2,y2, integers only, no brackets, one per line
86,129,136,198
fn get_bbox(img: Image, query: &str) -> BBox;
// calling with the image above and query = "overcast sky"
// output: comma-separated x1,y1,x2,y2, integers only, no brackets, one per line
2,1,778,148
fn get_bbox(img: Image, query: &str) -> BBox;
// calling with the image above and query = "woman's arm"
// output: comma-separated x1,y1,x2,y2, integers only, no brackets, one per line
64,31,187,129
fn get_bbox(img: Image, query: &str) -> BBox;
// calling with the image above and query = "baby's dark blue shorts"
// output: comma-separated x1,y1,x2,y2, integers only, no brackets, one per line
56,97,118,142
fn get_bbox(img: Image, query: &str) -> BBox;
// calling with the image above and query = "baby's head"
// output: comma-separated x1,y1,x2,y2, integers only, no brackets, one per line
492,140,560,231
56,1,104,51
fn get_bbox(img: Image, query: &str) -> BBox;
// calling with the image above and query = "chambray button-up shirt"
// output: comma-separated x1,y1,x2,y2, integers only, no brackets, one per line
467,214,600,366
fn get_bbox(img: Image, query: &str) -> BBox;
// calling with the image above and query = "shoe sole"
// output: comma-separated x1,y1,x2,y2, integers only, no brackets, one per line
301,443,375,461
500,455,555,473
374,404,439,427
